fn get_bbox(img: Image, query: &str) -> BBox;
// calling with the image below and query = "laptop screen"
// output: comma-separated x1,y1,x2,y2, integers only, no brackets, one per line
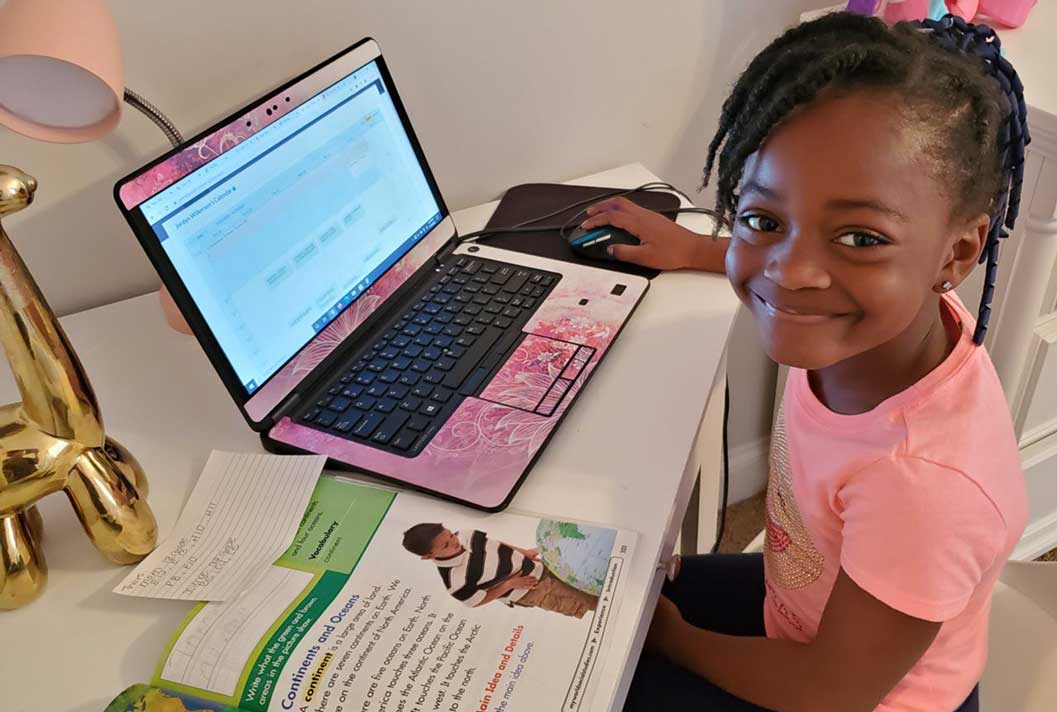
136,60,441,395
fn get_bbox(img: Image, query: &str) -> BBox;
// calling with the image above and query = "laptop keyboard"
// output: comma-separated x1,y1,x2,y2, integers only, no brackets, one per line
296,256,560,456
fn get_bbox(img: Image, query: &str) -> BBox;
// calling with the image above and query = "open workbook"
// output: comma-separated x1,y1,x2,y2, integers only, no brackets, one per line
104,475,635,712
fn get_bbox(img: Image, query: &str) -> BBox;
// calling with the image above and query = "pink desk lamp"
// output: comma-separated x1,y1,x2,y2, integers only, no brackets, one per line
0,0,190,331
0,1,125,142
0,0,182,144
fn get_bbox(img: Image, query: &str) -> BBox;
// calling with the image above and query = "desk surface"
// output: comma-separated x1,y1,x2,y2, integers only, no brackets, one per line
0,163,739,712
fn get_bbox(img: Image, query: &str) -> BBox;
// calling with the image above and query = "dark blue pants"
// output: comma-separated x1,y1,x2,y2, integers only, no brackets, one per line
624,554,980,711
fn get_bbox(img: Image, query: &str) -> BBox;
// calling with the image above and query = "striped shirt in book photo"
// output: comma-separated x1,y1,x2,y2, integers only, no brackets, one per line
401,523,600,618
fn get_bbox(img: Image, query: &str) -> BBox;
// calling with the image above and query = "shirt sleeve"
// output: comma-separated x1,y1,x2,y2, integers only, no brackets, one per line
838,456,1005,622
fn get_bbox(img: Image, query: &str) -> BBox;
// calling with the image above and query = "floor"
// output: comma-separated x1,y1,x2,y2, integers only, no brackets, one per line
714,492,1057,561
715,492,766,553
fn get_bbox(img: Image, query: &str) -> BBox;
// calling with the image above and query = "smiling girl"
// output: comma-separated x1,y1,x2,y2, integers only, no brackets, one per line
591,12,1030,712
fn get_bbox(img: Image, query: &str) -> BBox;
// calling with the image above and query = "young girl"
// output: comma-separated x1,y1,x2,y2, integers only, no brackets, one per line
585,13,1029,712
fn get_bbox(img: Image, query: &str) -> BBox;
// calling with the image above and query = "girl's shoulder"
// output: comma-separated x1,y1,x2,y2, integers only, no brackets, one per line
783,292,1024,535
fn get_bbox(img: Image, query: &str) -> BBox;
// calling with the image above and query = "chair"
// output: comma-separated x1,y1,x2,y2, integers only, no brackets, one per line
983,560,1057,710
742,531,1057,710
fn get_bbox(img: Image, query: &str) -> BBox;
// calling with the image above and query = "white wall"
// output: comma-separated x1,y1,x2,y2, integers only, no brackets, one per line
0,0,824,496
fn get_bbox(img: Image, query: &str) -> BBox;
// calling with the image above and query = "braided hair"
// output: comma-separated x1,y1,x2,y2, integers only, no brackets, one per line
704,12,1029,344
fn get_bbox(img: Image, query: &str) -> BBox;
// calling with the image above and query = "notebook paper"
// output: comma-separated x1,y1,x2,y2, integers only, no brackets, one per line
114,451,325,601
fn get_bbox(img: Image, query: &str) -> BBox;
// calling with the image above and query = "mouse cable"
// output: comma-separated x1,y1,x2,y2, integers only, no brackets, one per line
454,181,718,245
454,206,717,245
455,181,699,244
505,181,694,232
550,181,701,239
710,377,731,554
453,184,648,245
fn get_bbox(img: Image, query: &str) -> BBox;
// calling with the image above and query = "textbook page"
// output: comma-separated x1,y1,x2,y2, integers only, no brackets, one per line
151,476,636,712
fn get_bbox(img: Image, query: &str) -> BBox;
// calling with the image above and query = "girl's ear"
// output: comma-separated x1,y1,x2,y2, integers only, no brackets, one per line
934,213,991,293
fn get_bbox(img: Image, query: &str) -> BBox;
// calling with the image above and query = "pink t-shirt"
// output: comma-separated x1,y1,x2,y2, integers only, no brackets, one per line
763,293,1027,712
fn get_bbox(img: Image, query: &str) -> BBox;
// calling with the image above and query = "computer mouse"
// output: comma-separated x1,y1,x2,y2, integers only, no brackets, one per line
565,226,640,262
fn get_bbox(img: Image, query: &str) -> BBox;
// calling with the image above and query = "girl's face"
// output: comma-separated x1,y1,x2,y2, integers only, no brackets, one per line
725,90,982,370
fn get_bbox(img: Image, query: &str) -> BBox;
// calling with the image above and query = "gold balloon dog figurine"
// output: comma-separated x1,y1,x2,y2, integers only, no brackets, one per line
0,165,157,609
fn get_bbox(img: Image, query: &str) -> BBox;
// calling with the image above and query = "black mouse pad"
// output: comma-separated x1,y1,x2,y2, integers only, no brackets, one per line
479,183,681,280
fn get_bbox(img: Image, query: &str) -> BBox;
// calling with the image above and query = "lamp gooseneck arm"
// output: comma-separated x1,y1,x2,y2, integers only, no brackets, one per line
123,88,183,148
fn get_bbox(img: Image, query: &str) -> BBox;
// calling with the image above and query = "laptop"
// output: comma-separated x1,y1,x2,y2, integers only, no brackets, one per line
115,38,648,511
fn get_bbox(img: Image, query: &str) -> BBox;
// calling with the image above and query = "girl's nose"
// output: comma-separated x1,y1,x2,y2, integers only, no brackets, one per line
763,233,831,291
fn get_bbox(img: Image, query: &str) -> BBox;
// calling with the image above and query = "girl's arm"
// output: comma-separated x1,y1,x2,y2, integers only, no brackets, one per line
649,568,941,712
580,197,729,273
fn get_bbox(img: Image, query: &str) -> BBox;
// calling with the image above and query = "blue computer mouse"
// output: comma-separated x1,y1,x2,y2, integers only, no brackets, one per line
565,226,640,262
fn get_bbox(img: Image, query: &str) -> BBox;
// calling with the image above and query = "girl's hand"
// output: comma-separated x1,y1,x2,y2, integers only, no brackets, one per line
523,547,540,560
644,595,685,659
581,197,711,271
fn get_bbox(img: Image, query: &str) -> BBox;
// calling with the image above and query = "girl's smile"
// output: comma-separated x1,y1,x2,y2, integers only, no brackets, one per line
749,288,857,324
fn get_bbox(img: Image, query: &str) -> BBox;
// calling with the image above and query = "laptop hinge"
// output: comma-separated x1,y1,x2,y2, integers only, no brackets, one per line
434,234,460,268
271,393,302,426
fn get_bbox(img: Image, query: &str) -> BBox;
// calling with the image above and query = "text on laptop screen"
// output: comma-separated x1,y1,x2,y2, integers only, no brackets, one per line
138,61,441,394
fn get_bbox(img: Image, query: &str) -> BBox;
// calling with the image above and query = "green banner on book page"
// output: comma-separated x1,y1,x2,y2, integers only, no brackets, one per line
278,477,396,575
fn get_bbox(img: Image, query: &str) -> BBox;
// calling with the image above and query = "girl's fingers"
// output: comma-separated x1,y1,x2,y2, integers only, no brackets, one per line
580,208,638,234
579,214,610,229
608,242,649,264
584,196,634,216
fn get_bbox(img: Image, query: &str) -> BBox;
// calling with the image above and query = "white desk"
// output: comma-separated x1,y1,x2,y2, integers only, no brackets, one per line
0,163,739,711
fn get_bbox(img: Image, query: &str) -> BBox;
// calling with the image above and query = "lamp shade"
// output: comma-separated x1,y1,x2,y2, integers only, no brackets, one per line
0,0,124,143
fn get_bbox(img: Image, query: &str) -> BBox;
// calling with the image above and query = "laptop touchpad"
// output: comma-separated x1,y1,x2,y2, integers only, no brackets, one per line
479,334,595,416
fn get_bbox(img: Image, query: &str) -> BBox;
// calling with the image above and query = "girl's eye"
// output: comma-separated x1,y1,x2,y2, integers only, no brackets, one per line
739,214,782,232
835,232,888,248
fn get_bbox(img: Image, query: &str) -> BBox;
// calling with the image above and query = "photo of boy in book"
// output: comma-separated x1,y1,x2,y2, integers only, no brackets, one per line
401,522,598,619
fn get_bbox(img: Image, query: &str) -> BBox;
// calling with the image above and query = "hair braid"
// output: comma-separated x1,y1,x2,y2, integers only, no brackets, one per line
916,15,1030,342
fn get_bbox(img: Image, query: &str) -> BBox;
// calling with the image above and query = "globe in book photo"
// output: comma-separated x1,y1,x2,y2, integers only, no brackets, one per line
535,519,618,596
106,684,235,712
